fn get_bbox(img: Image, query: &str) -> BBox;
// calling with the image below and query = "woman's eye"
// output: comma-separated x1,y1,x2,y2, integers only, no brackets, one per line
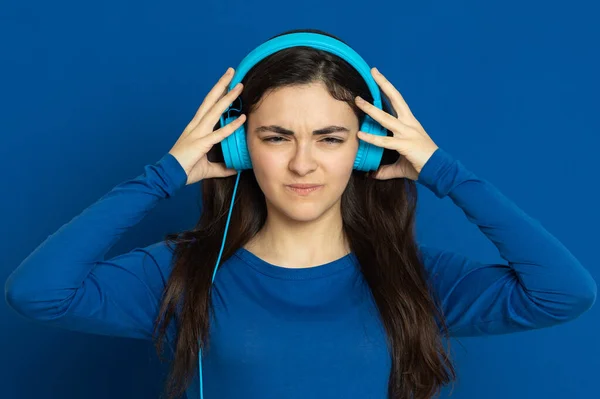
322,137,344,144
263,136,287,143
263,137,343,144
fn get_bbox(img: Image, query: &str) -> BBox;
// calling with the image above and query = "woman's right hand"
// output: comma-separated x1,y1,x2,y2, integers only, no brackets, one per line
168,67,246,185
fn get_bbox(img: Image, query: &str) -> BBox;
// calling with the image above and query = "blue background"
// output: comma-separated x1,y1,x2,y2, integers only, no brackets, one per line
1,0,598,398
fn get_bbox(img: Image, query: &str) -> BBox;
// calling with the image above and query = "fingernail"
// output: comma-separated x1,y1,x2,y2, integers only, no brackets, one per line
356,96,364,103
226,67,233,75
373,67,380,75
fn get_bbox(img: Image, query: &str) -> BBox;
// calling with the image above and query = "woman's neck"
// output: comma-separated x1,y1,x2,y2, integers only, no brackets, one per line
243,214,351,269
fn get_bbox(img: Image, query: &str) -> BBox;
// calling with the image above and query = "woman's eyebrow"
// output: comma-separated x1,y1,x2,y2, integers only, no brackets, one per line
254,125,350,135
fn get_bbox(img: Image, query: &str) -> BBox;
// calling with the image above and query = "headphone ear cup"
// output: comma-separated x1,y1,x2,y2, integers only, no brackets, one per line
354,114,385,171
233,122,252,169
218,95,253,170
220,115,253,170
353,90,398,170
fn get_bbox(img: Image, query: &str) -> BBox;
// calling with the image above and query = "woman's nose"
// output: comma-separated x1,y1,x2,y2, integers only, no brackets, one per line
288,144,318,175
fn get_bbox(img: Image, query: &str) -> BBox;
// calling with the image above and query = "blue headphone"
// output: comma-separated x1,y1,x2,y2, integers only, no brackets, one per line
218,31,388,172
198,31,387,399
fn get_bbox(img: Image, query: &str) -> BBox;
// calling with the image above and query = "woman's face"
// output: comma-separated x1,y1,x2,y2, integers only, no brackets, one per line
246,81,360,224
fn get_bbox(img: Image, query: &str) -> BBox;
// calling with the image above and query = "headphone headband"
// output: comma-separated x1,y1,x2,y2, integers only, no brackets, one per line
227,32,383,109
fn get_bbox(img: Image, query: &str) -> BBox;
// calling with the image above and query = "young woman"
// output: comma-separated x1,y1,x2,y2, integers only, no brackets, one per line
5,28,597,399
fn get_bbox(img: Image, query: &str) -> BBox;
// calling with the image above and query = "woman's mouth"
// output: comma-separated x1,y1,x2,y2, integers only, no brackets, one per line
286,184,323,196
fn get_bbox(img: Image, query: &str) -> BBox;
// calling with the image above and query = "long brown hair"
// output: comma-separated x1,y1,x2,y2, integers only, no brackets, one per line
153,28,456,399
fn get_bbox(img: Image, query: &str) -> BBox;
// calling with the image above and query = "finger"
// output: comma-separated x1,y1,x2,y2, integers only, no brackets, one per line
369,164,399,180
355,97,410,135
185,68,236,134
198,113,246,149
370,67,414,119
356,130,401,150
195,67,235,121
193,82,244,138
206,161,239,178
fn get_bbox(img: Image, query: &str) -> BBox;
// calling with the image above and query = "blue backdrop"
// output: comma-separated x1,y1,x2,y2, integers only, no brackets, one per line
1,1,598,398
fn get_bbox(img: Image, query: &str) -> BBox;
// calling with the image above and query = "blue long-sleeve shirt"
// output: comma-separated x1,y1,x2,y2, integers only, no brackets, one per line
5,147,597,399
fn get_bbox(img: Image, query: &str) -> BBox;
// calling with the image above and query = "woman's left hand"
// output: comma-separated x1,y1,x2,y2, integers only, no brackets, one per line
355,67,439,181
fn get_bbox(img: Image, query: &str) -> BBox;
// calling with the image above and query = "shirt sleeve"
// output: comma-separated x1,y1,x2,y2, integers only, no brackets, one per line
4,153,188,340
416,148,597,337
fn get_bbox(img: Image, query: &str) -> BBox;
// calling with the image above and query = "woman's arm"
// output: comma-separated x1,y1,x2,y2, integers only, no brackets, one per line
4,153,188,340
417,148,597,337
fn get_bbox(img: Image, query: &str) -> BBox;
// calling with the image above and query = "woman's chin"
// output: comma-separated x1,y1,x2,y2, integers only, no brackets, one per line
281,206,325,223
